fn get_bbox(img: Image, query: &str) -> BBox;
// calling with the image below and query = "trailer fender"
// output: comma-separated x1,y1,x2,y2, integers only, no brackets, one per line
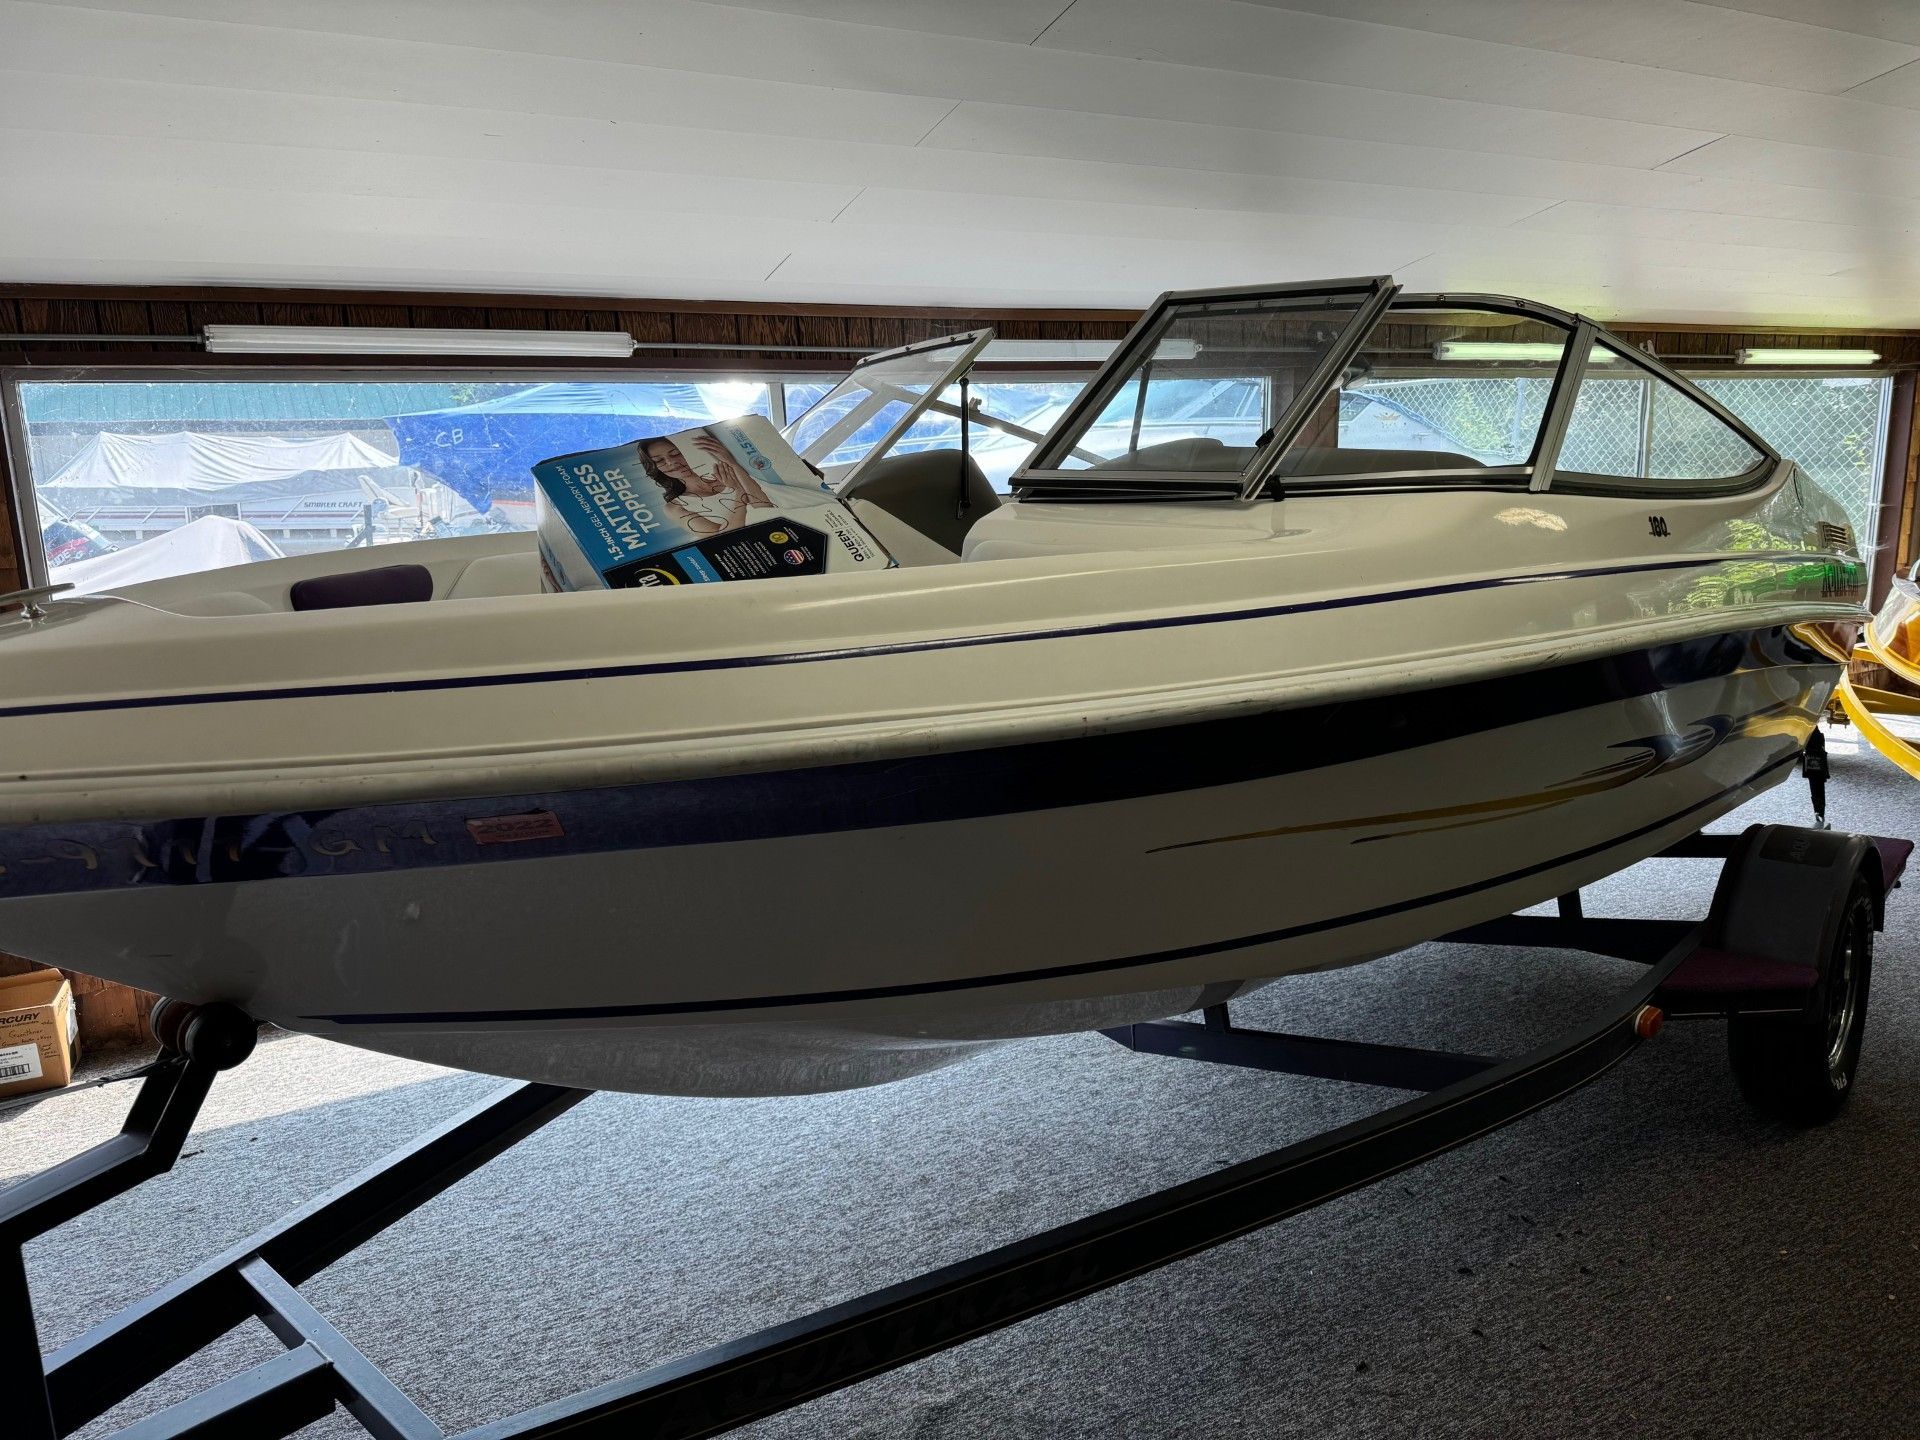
1707,823,1882,986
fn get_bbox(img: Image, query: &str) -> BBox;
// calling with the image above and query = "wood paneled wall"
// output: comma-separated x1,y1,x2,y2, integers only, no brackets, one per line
1879,374,1920,705
0,286,1134,366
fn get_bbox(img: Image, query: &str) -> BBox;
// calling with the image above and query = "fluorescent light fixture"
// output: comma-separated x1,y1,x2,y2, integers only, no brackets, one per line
1432,340,1618,363
983,339,1118,362
1737,347,1880,367
980,338,1202,363
203,325,638,358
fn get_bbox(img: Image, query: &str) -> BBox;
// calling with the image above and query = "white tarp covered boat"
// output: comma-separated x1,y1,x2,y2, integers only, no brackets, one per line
0,278,1868,1095
36,429,449,556
49,513,284,594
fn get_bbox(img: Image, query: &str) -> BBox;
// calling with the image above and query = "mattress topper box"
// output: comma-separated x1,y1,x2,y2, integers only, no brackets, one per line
0,968,77,1100
532,414,893,592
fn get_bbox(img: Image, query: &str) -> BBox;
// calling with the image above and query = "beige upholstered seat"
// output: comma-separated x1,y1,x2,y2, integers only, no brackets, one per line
838,451,1001,560
447,551,541,599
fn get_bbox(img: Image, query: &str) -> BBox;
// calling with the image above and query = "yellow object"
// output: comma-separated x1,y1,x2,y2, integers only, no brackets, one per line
1863,620,1920,691
1810,592,1920,775
1899,616,1920,672
1836,675,1920,781
1845,682,1920,718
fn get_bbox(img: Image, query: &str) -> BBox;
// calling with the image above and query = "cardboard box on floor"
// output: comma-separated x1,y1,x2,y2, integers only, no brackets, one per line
0,968,78,1100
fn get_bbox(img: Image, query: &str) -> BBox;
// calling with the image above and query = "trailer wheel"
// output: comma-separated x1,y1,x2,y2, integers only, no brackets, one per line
1727,877,1875,1124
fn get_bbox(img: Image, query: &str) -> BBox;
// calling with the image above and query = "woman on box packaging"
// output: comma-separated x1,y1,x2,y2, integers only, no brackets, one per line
637,431,773,535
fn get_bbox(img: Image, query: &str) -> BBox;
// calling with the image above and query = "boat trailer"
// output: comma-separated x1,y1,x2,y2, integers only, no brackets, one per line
3,820,1908,1440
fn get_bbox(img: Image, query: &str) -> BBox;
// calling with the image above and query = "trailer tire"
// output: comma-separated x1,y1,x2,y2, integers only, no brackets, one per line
1727,876,1875,1125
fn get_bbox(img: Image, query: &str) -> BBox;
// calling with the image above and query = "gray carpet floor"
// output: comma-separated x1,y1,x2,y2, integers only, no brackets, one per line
6,729,1920,1439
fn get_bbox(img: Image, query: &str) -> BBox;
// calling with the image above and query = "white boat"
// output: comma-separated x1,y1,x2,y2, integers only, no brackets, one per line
0,278,1867,1096
34,430,442,558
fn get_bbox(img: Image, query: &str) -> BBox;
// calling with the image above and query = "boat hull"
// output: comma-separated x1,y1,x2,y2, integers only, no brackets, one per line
0,627,1832,1094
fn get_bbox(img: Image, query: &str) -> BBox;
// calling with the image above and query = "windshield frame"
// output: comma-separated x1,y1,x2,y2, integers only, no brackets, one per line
1012,280,1781,501
1530,315,1780,497
1258,292,1588,498
1254,296,1777,498
779,329,993,487
1013,276,1398,497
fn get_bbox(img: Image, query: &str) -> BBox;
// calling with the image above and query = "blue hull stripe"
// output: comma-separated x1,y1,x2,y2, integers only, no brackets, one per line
0,628,1824,903
313,753,1799,1027
0,555,1809,722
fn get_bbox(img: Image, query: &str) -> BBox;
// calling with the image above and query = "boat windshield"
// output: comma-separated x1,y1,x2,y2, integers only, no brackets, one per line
1268,301,1582,487
1019,281,1389,494
782,330,992,485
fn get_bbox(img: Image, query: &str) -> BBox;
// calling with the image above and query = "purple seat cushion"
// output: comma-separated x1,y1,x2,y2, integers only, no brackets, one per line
289,563,434,612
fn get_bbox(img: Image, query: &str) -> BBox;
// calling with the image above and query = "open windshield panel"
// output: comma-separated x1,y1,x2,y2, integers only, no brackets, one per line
781,330,993,487
1013,277,1397,499
844,381,1091,491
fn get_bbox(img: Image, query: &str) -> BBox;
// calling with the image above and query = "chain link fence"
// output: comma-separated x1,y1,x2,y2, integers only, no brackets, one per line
1344,374,1888,545
1698,377,1887,543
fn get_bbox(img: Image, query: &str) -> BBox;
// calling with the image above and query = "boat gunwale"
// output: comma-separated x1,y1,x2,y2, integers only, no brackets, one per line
0,574,1859,828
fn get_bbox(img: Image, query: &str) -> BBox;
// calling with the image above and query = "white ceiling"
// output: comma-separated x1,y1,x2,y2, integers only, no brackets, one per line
7,0,1920,324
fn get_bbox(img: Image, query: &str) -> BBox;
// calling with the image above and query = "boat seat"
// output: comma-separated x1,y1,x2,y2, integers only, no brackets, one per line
1087,438,1258,473
839,451,1000,560
289,562,435,612
447,551,540,599
848,499,964,566
166,590,280,617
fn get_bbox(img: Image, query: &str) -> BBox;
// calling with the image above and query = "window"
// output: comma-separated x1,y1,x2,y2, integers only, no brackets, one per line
1028,286,1382,481
8,376,771,592
1557,343,1764,488
783,335,987,478
781,380,837,429
4,362,1095,592
1278,305,1575,482
876,380,1086,490
1064,373,1271,468
1695,376,1889,548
